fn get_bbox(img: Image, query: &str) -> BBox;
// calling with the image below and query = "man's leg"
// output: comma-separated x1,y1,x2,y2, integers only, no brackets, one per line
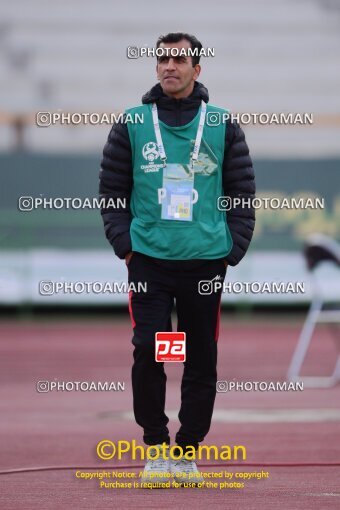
175,259,227,450
128,252,174,446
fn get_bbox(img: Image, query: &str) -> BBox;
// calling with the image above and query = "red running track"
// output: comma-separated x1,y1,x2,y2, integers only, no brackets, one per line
0,316,339,509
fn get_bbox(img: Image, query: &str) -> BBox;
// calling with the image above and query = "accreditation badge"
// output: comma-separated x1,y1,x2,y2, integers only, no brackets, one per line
161,164,194,221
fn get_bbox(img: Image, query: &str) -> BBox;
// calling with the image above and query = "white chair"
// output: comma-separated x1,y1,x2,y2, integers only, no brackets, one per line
287,234,340,387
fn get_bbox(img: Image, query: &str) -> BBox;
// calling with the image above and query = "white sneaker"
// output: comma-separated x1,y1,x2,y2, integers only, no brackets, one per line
140,444,171,487
171,457,204,486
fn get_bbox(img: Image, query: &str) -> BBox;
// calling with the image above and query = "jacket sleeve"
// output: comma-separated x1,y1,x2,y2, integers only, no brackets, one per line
222,121,256,266
99,118,133,259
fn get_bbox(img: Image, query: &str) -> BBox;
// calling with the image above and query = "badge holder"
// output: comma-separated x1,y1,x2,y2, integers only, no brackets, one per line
152,100,206,222
161,164,194,221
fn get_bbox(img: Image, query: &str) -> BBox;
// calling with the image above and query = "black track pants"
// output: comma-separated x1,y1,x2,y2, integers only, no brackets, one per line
127,252,227,450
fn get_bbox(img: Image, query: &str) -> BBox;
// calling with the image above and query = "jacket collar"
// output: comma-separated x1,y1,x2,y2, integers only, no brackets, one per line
141,81,209,110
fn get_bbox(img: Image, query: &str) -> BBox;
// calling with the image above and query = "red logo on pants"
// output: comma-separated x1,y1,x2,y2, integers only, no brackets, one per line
155,332,186,362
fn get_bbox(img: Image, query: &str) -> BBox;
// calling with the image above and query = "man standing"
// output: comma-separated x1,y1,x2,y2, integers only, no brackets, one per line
99,33,255,485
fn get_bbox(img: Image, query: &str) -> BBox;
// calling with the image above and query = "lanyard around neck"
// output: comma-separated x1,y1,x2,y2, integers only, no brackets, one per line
151,100,207,168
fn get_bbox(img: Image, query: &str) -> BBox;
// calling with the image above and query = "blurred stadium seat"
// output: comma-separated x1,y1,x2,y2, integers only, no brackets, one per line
1,0,340,154
1,0,340,307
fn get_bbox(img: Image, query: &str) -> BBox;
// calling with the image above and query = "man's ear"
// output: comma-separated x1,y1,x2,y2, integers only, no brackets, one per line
156,63,160,80
193,64,201,81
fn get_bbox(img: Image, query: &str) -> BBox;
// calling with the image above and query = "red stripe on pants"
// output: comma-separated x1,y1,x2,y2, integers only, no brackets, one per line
215,295,222,342
128,290,136,329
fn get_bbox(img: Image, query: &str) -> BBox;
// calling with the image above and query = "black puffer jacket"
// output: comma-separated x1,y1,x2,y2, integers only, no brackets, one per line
99,81,255,266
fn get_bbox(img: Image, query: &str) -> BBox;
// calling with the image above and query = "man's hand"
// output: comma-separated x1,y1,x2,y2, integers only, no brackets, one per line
125,252,134,266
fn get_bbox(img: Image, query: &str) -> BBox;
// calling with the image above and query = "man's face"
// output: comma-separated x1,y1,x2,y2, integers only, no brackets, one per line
156,39,201,99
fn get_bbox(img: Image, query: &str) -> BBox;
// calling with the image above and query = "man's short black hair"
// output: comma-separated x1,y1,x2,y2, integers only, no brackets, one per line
156,32,202,67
